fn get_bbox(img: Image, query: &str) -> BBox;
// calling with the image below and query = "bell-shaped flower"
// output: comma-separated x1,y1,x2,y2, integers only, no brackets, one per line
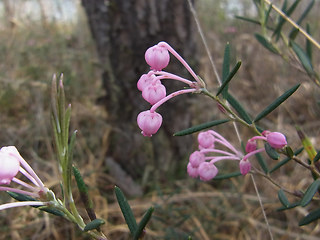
137,74,157,91
142,81,166,105
239,159,251,175
198,131,215,149
198,162,218,181
187,162,199,178
266,132,287,149
145,44,170,71
0,147,20,185
137,110,162,137
245,139,257,153
189,151,205,168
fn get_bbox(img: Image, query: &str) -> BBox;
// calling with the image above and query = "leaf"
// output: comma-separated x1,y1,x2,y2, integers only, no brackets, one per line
37,206,65,217
133,207,154,240
265,142,279,160
314,151,320,163
299,208,320,226
255,33,279,54
289,0,314,39
270,147,303,173
73,165,96,221
115,186,137,234
290,41,314,77
221,43,230,98
306,23,312,61
83,219,105,232
278,189,290,208
255,152,269,174
213,171,242,180
277,202,300,211
226,94,252,124
301,179,320,207
173,119,229,136
7,191,37,202
264,3,272,26
254,84,300,122
285,146,294,159
235,16,261,26
273,0,300,40
216,61,242,97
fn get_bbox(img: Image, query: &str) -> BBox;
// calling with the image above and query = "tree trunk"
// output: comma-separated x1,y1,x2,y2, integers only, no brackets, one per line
81,0,197,188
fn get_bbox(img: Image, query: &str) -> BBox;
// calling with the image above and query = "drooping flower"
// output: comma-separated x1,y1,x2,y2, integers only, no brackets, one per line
198,131,215,149
198,162,218,181
142,81,166,105
239,159,251,175
266,132,287,149
0,147,20,185
187,162,199,178
137,110,163,137
145,44,170,71
245,139,257,153
189,151,205,168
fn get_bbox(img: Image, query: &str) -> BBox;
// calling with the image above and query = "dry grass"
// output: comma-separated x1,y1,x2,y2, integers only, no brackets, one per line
1,0,320,239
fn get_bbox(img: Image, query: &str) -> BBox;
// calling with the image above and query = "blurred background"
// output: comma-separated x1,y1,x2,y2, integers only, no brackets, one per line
0,0,320,239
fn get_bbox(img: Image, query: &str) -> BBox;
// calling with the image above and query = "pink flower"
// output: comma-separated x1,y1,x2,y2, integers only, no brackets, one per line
189,151,205,168
137,74,157,92
245,139,257,153
198,162,218,181
0,147,20,185
187,162,199,178
198,131,215,149
137,110,162,137
142,81,166,105
145,45,170,71
239,159,251,175
266,132,287,149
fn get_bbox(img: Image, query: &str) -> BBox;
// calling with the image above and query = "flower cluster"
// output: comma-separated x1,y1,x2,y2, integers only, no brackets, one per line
188,130,287,181
0,146,49,211
137,41,203,137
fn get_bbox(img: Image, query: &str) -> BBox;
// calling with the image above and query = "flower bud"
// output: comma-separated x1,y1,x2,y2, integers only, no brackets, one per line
145,45,170,71
198,162,218,181
137,110,162,137
266,132,287,149
142,81,166,105
245,139,257,153
187,162,199,178
239,159,251,175
0,146,21,185
189,151,205,168
137,74,157,92
198,131,215,149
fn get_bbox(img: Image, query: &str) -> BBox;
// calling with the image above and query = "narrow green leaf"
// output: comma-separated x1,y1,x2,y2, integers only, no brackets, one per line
306,24,312,61
273,0,300,40
221,43,230,98
213,171,242,180
216,61,242,97
255,33,279,54
73,165,96,221
173,119,229,136
278,189,290,208
301,179,320,207
37,206,65,217
235,16,261,26
7,191,37,202
264,3,272,25
289,0,314,39
68,130,77,165
265,143,279,160
277,202,300,211
254,84,300,122
115,186,137,234
299,208,320,226
270,147,303,173
83,219,105,232
255,153,269,173
291,41,314,77
133,207,154,240
226,94,252,124
64,104,71,149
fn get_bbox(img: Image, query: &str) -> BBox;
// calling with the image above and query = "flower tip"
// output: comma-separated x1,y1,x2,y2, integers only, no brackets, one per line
239,160,251,175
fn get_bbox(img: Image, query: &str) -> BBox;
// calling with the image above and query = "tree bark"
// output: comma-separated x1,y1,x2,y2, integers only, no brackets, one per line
81,0,197,186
